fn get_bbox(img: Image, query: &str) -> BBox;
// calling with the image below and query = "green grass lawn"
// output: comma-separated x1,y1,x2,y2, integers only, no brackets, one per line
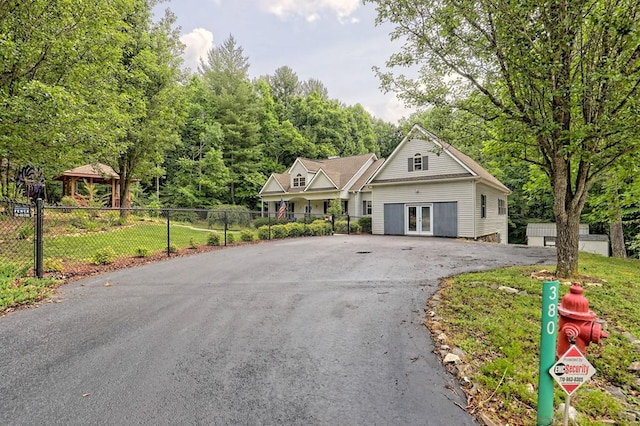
44,222,217,262
435,252,640,425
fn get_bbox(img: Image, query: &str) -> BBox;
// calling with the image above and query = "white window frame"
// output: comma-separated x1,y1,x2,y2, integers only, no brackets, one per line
293,173,305,187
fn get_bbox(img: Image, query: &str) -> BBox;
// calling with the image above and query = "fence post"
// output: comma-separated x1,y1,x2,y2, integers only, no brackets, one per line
224,211,228,246
165,209,171,257
35,198,44,278
347,215,350,235
268,212,271,240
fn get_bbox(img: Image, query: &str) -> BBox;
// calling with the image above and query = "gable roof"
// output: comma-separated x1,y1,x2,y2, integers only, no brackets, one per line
261,153,378,196
60,163,119,179
259,173,287,194
54,163,120,183
370,124,510,193
306,168,338,191
350,158,385,192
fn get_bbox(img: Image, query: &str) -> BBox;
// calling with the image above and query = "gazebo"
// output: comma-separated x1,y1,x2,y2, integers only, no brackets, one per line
55,163,129,208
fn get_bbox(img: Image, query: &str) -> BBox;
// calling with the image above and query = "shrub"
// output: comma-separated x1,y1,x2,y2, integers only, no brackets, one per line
146,201,162,217
253,216,288,228
226,233,235,244
70,211,89,229
102,211,118,226
91,247,116,265
207,205,252,228
358,216,372,234
207,232,221,246
189,238,199,249
169,244,178,253
43,258,64,273
308,220,333,236
285,222,305,237
60,196,78,207
257,225,271,240
349,222,361,234
334,220,348,234
171,211,198,223
60,196,77,212
271,224,288,239
135,247,150,258
240,230,254,242
17,224,34,240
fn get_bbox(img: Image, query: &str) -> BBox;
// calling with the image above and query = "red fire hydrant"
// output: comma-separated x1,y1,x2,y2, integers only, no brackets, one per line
557,283,608,357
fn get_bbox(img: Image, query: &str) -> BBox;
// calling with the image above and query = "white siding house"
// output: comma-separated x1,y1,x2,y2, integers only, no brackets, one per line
258,125,510,243
367,125,510,243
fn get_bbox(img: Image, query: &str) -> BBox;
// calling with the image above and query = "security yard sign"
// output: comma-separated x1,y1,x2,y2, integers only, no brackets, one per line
549,345,596,395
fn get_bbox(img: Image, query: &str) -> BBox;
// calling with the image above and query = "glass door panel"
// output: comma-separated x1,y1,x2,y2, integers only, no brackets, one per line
421,206,431,233
408,206,417,232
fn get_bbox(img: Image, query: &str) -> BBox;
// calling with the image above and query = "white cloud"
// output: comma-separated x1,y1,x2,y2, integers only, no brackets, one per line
260,0,361,23
180,28,214,71
372,95,416,124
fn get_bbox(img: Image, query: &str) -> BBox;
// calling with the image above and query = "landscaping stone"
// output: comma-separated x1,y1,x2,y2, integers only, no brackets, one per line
443,353,461,364
498,285,519,294
556,403,578,424
605,385,627,402
479,413,499,426
452,347,466,358
628,361,640,373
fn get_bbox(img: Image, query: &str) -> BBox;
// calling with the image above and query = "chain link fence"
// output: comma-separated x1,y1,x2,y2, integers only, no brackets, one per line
0,198,36,276
1,199,371,279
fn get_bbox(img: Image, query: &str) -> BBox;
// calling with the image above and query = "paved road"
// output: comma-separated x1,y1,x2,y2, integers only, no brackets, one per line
0,235,555,425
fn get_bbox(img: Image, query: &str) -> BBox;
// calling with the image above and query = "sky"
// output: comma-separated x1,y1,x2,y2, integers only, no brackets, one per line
154,0,416,123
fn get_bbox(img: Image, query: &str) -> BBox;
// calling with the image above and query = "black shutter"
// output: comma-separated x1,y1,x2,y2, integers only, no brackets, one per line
408,158,413,171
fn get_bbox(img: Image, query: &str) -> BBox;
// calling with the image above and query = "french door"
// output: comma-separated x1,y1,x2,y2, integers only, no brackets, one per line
406,204,433,235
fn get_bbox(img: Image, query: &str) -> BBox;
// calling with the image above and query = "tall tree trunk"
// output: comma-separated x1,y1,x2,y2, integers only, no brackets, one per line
609,182,627,258
118,157,132,217
552,154,587,278
610,218,626,258
555,211,580,278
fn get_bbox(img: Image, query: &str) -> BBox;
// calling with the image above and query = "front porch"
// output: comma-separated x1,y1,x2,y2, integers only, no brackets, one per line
260,196,349,220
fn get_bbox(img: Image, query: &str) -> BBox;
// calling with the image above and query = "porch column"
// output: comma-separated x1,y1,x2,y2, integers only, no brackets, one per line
111,178,116,208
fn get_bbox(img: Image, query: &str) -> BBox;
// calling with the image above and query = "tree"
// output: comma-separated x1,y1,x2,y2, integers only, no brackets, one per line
585,155,640,258
371,118,402,158
0,0,129,195
108,1,185,212
264,66,301,121
300,78,329,99
368,0,640,277
200,35,264,207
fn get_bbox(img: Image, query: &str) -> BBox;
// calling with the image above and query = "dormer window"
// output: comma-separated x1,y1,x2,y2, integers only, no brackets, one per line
408,154,428,171
293,173,306,187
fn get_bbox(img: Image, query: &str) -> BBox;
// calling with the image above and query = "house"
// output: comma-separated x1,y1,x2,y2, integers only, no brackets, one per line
526,223,610,256
259,153,383,219
258,125,510,243
368,125,510,242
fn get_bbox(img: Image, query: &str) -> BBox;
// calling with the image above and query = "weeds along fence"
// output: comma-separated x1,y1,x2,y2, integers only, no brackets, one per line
1,198,369,279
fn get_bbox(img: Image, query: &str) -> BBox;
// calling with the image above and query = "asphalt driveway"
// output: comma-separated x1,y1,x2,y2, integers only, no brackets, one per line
0,235,556,425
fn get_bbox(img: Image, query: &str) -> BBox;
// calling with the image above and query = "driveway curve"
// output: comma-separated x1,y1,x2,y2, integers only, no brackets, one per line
0,235,556,425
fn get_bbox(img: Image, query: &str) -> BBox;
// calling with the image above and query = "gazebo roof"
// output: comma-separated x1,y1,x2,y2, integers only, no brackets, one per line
55,163,119,181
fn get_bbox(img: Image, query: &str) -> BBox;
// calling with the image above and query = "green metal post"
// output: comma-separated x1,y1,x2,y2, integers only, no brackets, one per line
537,280,559,425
